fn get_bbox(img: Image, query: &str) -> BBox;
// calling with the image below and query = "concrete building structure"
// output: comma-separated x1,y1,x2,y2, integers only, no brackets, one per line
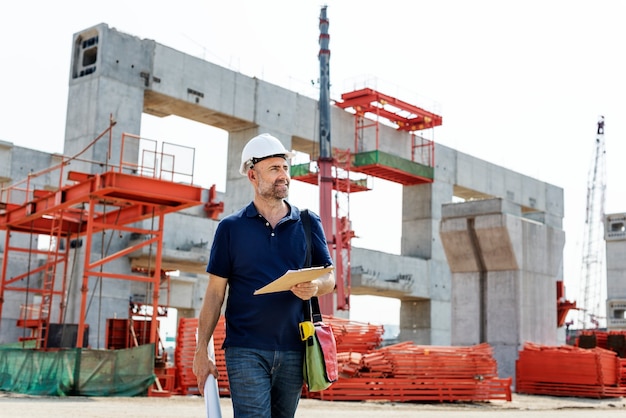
0,23,566,379
605,213,626,330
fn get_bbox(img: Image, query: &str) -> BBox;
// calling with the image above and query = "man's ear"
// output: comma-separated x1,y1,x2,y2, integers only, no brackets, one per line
247,168,256,181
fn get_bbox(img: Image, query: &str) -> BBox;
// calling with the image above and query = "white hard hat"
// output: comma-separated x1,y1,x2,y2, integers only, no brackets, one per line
239,133,296,175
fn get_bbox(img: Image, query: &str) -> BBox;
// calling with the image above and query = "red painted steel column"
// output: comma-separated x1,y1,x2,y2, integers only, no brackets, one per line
76,199,96,348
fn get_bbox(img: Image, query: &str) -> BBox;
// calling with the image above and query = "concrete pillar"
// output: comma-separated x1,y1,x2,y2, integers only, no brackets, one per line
450,272,481,344
402,183,435,259
224,129,258,215
62,25,159,347
66,24,147,171
398,299,431,343
0,141,12,182
440,198,564,379
400,178,454,345
487,270,521,379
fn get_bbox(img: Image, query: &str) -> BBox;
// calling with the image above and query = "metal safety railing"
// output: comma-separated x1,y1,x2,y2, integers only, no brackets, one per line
1,119,197,210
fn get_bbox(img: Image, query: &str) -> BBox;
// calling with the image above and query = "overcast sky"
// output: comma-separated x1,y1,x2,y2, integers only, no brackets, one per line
2,0,625,325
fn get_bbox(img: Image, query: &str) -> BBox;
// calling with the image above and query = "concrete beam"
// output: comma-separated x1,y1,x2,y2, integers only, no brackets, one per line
350,247,429,299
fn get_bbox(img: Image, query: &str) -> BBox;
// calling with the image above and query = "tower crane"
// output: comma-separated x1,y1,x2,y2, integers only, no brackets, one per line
577,116,607,329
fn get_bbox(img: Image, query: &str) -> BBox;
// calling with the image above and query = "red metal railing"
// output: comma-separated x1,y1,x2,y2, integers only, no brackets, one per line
1,122,197,211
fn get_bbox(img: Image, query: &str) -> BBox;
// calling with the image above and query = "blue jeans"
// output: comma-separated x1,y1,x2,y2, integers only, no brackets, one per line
225,347,304,418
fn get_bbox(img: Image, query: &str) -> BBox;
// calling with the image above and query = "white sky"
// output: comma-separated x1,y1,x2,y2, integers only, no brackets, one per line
2,0,625,326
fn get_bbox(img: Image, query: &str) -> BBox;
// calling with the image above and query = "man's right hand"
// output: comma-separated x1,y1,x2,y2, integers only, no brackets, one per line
192,349,219,396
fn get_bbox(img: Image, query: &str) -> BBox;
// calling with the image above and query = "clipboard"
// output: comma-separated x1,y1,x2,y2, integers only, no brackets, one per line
253,266,334,295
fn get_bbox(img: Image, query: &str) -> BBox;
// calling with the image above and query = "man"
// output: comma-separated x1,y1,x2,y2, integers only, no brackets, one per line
193,133,335,417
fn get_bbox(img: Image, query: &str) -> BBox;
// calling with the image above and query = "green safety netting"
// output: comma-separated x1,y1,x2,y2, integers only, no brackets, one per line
290,151,433,181
0,343,155,396
290,163,313,178
352,150,434,179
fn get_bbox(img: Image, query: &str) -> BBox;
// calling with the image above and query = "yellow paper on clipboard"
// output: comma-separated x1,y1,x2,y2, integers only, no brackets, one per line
253,266,334,295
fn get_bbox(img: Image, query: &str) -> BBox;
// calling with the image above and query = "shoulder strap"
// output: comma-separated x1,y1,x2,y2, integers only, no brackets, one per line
304,295,323,323
301,209,312,268
301,209,322,322
310,296,323,323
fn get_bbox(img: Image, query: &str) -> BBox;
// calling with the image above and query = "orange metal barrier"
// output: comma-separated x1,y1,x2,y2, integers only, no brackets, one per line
516,342,626,399
306,340,511,402
173,317,201,395
304,376,511,402
325,316,384,353
211,316,230,396
173,316,229,396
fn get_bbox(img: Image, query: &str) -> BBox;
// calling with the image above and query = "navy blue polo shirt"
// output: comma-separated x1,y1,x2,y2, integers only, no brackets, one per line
207,201,332,351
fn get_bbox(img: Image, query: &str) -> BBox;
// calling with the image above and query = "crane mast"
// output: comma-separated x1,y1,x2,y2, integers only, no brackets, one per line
577,116,607,329
317,6,337,314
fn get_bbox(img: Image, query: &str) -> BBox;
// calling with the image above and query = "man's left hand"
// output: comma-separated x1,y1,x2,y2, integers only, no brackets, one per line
291,280,318,300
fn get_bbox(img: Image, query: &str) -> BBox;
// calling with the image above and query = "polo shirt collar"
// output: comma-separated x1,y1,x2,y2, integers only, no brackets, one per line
245,200,298,221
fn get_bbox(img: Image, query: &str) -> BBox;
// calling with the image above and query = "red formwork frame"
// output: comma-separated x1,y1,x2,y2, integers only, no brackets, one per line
0,121,211,354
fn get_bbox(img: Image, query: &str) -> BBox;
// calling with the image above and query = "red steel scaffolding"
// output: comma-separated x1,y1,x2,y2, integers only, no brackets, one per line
0,121,220,353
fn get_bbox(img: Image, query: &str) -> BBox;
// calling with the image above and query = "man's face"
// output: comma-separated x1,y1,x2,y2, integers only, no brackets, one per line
251,157,290,200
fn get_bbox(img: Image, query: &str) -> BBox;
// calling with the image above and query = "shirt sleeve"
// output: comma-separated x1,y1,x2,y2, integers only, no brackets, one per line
308,210,333,267
206,219,231,278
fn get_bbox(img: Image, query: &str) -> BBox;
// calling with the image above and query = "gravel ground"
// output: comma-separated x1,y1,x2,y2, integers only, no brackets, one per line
1,392,625,418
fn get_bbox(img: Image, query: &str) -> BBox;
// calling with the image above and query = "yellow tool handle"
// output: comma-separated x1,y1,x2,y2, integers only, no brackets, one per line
299,321,315,341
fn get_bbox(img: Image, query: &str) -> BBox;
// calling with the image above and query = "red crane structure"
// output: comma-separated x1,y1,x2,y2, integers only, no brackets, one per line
292,7,441,315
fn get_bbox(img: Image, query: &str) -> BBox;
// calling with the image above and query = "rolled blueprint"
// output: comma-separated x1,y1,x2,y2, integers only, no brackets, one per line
204,373,222,418
203,336,222,418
